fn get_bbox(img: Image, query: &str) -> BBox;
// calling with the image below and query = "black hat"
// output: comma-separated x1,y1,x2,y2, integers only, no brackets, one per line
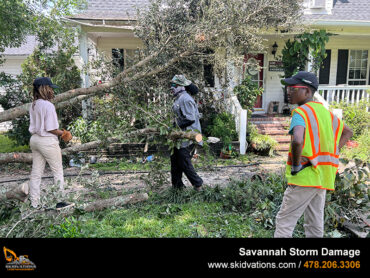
33,77,59,89
282,71,318,90
185,83,199,95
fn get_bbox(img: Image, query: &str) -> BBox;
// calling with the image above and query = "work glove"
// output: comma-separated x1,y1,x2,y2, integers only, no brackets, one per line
291,164,303,176
291,162,312,176
61,129,72,143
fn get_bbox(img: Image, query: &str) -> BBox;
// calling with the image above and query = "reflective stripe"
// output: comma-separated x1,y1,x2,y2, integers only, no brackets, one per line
316,154,339,166
333,116,340,156
299,104,320,155
287,153,339,167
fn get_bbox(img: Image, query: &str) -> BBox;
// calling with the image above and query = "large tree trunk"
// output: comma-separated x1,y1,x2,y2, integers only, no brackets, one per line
0,129,201,164
0,51,192,123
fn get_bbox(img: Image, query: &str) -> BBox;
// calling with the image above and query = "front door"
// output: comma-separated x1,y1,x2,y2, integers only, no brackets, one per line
244,54,264,108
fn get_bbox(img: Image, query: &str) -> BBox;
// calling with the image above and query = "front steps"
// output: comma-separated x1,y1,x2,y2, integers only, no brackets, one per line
249,114,291,152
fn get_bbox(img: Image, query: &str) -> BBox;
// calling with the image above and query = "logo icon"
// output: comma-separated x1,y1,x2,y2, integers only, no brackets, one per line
3,247,36,271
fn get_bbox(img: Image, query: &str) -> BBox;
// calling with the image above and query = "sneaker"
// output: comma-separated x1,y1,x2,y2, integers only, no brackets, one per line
56,202,75,211
19,182,29,196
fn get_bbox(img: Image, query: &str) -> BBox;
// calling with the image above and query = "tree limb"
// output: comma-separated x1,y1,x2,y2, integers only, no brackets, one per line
0,128,201,164
0,50,191,123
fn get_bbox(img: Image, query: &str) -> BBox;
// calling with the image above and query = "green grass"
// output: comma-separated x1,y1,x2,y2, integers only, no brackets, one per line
48,176,287,238
50,202,272,238
49,201,273,238
0,134,30,153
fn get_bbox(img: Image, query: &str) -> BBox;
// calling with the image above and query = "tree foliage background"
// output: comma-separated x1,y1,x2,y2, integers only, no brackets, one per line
0,0,86,146
0,0,303,153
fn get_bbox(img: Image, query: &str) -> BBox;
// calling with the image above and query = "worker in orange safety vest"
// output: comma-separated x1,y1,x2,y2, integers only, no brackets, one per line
274,71,353,238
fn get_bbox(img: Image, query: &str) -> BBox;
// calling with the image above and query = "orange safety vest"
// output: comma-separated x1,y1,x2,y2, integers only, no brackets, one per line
286,102,344,190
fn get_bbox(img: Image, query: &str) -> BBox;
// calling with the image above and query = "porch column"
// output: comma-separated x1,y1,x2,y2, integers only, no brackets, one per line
239,109,247,155
307,47,314,73
78,28,91,119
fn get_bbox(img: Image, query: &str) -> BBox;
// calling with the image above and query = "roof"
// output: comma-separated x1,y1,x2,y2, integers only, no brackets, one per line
69,0,150,20
1,36,37,56
305,0,370,22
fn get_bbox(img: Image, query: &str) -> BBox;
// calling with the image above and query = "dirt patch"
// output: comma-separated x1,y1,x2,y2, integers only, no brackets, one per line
0,155,287,198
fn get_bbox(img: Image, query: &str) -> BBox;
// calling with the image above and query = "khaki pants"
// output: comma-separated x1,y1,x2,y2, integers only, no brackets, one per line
29,134,64,207
274,185,326,238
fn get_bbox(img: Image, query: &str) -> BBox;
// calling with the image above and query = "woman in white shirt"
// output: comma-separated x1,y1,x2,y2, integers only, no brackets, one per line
28,77,73,210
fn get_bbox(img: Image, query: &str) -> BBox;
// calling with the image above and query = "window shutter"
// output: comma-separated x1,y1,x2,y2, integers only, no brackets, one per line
336,49,348,85
319,49,331,84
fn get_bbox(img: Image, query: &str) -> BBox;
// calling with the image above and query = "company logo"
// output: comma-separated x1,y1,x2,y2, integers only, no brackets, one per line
3,247,36,271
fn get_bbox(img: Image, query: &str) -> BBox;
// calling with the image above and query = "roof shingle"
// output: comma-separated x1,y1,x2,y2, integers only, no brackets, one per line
70,0,151,20
305,0,370,22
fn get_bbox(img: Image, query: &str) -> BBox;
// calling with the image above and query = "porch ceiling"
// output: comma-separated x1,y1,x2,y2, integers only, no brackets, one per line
88,31,136,39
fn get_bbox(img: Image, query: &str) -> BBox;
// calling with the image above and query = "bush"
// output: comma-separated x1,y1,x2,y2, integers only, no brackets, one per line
325,159,369,233
205,112,238,150
0,47,82,146
248,123,277,156
340,129,370,162
331,100,370,140
234,75,263,117
0,134,30,153
68,117,104,143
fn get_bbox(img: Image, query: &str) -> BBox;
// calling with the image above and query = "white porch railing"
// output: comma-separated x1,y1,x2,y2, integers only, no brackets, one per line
317,85,370,105
224,89,248,155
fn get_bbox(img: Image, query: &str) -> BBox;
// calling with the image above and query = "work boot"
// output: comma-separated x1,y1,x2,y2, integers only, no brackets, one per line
193,185,203,192
56,202,75,211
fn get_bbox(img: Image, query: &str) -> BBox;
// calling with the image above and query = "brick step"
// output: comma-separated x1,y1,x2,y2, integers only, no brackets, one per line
275,143,290,151
254,123,290,129
258,129,289,136
250,116,290,122
271,136,291,144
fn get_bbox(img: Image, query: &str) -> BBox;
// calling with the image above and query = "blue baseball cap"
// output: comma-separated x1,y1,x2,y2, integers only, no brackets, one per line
282,71,318,90
33,77,59,89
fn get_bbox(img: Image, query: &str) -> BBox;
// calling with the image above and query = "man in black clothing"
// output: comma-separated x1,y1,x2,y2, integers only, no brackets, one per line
170,75,203,191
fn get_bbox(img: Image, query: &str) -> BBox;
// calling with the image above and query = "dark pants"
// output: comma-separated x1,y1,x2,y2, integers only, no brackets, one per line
170,144,203,188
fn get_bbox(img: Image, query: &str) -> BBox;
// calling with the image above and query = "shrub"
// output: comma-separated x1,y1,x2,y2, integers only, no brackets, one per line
205,112,238,150
68,117,103,143
330,100,370,140
0,134,30,153
0,47,82,146
234,75,263,117
340,129,370,162
248,123,277,156
325,159,369,231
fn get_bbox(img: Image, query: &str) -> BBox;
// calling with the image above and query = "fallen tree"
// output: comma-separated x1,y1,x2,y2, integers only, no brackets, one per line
0,128,202,164
0,0,301,124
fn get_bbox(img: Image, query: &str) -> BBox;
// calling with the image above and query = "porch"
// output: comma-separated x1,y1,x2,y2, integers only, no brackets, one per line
317,85,370,106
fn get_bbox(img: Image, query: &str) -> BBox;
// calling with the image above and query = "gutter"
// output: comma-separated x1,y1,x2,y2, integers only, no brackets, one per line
309,20,370,27
62,17,135,30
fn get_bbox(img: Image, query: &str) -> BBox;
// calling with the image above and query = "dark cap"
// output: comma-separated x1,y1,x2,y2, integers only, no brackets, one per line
282,71,318,90
33,77,59,89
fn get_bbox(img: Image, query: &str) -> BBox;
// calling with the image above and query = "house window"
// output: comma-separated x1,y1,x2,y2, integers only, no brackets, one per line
203,48,215,87
303,0,326,8
112,48,124,72
348,50,368,85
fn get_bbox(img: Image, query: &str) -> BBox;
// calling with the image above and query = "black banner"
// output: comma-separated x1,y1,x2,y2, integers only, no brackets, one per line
0,238,368,274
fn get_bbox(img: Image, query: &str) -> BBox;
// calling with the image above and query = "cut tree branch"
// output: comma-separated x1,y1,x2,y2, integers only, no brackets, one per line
0,128,202,164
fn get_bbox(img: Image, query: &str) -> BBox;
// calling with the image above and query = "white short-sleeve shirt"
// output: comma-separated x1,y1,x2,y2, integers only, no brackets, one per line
29,99,59,139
